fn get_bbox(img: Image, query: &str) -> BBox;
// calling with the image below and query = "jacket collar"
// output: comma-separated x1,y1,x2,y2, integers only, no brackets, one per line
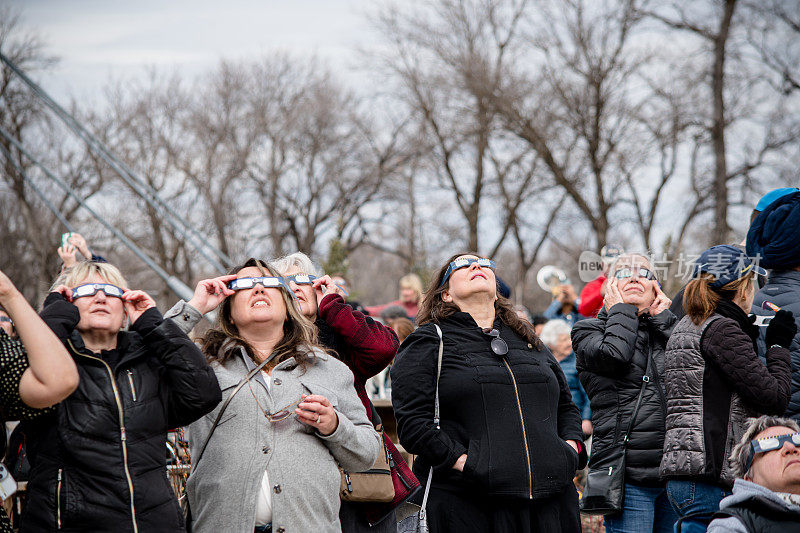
238,347,270,391
67,329,146,370
766,270,800,286
442,310,501,331
722,479,800,515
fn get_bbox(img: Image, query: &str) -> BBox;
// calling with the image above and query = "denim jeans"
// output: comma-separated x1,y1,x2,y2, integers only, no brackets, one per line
604,483,678,533
666,480,731,533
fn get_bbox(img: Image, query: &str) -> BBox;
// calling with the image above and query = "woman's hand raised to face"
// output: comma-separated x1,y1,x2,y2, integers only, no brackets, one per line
603,278,624,309
312,275,346,301
648,284,671,316
122,290,157,324
296,394,339,436
187,274,238,315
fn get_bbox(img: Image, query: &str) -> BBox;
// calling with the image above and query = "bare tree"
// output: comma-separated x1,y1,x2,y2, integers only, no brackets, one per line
491,0,654,250
168,60,256,259
373,0,534,253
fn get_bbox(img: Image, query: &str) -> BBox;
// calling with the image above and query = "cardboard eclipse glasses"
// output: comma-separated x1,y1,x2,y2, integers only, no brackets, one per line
440,257,496,286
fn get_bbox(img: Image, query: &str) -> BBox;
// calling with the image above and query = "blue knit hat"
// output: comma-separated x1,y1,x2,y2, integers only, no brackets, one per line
755,187,799,212
747,191,800,270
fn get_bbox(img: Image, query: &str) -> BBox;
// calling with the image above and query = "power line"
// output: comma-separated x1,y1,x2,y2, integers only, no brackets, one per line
0,124,196,303
0,50,234,272
0,142,75,232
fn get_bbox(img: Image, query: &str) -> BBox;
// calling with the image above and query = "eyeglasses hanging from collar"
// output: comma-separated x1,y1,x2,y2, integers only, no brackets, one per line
483,328,508,355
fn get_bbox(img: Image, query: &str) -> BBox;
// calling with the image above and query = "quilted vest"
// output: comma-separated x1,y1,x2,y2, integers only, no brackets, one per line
660,314,755,486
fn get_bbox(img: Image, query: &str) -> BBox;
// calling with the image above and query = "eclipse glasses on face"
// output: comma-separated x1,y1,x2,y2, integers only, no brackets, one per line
745,432,800,472
71,283,125,300
613,267,656,281
284,274,316,285
0,317,12,324
440,257,496,286
227,276,292,292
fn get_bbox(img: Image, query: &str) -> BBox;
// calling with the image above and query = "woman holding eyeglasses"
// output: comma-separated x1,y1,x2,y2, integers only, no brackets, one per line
571,253,677,533
390,253,586,533
19,260,221,533
165,258,380,533
270,251,419,532
659,245,794,532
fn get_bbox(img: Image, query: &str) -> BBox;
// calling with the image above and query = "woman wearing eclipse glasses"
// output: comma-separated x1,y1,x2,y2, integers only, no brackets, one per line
659,245,794,532
270,252,419,532
165,258,380,533
391,253,586,532
19,260,222,533
571,252,678,533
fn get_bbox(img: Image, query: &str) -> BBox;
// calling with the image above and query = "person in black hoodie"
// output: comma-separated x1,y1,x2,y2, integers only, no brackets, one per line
571,253,677,533
660,245,793,533
19,261,222,533
391,253,586,533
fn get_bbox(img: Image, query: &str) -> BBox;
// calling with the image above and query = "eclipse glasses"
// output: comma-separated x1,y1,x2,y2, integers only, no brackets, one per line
71,283,125,300
228,277,292,292
440,257,496,286
613,267,657,281
745,432,800,471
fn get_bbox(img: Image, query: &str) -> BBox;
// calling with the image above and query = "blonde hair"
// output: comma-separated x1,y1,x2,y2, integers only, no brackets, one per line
399,273,424,302
51,261,128,290
684,273,752,325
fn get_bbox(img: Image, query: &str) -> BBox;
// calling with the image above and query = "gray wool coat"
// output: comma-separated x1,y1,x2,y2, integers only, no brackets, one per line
166,301,381,533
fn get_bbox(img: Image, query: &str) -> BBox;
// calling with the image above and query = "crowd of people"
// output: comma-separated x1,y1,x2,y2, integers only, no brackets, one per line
0,187,798,533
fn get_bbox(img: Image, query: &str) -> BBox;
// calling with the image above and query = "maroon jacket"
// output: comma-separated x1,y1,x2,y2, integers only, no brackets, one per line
317,294,420,524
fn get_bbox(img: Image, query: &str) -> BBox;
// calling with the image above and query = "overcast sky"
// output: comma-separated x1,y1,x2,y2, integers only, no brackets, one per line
12,0,379,102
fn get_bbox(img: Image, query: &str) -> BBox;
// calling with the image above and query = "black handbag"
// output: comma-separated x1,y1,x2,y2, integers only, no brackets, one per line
580,349,654,516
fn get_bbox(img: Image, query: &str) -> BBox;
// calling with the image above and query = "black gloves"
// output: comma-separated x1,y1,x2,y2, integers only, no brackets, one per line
766,310,798,349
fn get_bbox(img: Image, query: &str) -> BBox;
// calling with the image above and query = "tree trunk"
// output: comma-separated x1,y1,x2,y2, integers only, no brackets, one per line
710,0,737,244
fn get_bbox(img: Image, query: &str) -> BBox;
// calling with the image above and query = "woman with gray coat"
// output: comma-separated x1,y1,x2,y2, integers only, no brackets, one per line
167,259,380,533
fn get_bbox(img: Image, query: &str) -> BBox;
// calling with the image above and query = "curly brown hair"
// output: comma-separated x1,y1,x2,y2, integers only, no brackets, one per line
417,252,543,349
199,258,322,370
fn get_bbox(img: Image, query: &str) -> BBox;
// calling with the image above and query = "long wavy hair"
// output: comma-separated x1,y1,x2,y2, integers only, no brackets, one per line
417,252,543,349
199,258,322,369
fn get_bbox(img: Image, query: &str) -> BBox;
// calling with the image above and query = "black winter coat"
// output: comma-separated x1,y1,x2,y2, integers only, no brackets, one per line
391,312,586,500
752,271,800,422
20,294,222,533
571,303,675,486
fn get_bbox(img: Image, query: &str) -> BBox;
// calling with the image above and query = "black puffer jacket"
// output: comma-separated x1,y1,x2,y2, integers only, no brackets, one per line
20,294,222,533
752,271,800,421
391,312,586,500
572,303,675,485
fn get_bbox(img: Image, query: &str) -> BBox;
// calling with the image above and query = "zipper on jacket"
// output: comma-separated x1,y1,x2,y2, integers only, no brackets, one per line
650,359,667,417
126,370,137,402
501,357,533,499
68,340,139,533
388,448,412,490
56,468,62,529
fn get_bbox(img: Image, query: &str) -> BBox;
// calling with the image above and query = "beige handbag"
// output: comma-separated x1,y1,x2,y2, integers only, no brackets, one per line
339,423,395,503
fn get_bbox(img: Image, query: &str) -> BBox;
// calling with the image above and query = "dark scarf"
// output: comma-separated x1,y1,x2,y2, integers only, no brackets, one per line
714,297,759,352
315,316,345,362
